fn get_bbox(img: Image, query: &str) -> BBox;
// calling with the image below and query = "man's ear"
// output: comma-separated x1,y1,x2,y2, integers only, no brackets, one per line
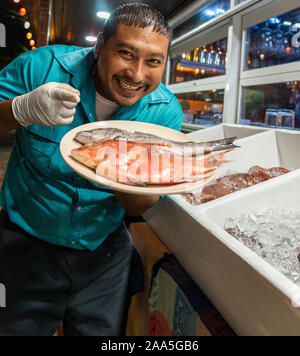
94,32,104,59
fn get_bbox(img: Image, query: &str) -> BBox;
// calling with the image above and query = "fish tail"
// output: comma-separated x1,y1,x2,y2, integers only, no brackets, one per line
196,137,240,154
207,150,232,167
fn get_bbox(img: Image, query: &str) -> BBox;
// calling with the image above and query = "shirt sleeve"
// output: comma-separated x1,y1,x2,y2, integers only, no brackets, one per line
0,50,36,102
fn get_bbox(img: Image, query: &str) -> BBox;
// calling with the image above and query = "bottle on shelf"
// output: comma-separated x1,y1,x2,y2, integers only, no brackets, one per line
265,108,278,126
278,109,295,128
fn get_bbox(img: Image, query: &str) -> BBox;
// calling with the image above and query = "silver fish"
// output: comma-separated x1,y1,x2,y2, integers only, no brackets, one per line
74,127,239,155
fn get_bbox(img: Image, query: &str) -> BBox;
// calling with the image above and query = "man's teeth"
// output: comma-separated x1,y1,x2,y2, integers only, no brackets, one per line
119,80,141,90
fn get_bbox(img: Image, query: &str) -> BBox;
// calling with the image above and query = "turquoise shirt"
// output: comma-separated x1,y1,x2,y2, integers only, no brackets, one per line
0,45,182,251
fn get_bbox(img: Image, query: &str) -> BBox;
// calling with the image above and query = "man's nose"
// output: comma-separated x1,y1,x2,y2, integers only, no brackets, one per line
125,61,145,84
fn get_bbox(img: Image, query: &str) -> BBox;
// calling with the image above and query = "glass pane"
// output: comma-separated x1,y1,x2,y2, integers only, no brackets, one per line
240,81,300,129
169,38,227,84
245,8,300,70
172,0,230,40
176,90,224,126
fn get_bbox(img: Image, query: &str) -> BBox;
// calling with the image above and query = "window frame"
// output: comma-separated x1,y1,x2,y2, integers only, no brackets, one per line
167,0,300,131
237,0,300,125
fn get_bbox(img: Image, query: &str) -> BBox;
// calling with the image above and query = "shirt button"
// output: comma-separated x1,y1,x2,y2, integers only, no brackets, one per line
71,241,76,245
77,206,81,211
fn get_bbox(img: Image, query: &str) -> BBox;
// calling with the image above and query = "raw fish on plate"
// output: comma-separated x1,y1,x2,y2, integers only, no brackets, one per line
70,137,234,186
74,127,238,155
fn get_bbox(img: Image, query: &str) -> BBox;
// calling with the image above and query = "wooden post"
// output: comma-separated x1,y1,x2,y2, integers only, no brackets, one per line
36,0,52,47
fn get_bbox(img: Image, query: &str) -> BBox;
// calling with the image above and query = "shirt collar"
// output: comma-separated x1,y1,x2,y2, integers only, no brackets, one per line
55,47,96,89
112,84,170,121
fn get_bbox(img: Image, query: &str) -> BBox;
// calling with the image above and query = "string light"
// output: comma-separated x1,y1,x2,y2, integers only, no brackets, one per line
24,21,30,29
29,39,35,46
19,8,27,16
26,32,32,40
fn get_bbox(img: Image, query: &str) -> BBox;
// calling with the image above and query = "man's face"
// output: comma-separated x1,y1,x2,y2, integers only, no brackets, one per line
94,24,169,107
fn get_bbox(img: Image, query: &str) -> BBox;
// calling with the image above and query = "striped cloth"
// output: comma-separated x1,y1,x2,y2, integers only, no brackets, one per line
148,254,236,336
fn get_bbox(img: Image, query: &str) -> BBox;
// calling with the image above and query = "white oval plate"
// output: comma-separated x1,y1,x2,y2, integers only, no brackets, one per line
60,121,216,195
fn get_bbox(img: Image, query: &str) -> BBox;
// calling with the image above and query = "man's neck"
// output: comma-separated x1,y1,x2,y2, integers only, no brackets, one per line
93,69,112,102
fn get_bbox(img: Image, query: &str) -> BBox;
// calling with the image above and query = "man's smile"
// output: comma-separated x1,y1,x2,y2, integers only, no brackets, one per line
115,77,146,98
118,78,144,90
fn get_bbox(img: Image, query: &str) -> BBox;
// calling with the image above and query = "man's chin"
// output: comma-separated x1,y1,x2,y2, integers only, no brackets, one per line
113,95,141,107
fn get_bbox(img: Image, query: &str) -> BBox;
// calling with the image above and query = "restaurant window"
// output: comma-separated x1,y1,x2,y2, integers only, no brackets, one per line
169,38,228,84
244,7,300,71
176,90,224,126
240,81,300,129
172,0,230,40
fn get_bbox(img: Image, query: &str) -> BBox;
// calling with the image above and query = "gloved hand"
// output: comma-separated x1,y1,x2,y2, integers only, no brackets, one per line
12,82,80,127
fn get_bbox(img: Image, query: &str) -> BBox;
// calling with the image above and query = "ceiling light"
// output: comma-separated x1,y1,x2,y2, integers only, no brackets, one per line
97,11,110,19
85,36,97,42
206,10,215,16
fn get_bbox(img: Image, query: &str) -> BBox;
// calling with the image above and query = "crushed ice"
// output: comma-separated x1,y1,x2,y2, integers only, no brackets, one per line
224,208,300,284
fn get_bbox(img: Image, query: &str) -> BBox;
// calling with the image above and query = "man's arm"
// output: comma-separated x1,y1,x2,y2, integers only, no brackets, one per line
0,100,21,135
114,191,160,217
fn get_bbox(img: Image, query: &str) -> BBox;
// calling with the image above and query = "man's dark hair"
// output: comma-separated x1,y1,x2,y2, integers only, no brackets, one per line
102,3,172,45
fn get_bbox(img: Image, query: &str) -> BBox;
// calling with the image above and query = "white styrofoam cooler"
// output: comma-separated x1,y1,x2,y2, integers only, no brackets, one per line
200,171,300,336
167,126,300,211
200,127,300,177
145,171,300,335
144,125,300,336
188,123,269,142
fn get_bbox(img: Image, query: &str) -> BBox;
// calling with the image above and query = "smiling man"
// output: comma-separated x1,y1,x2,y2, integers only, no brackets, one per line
0,3,182,336
94,23,169,106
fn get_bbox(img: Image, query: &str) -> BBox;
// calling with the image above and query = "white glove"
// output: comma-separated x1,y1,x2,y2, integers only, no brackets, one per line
12,82,80,127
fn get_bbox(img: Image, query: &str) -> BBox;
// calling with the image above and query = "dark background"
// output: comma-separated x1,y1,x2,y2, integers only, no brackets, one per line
0,0,195,69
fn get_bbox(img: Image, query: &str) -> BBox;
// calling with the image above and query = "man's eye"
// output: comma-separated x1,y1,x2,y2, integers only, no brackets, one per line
119,50,132,57
149,59,161,66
